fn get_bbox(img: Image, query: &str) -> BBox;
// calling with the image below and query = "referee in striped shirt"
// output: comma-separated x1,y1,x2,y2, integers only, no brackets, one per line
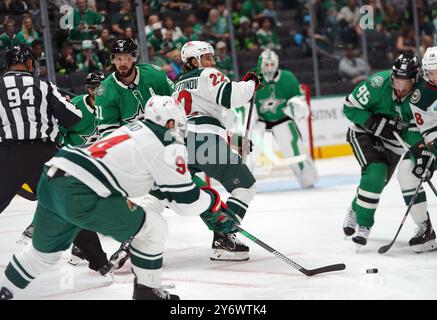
0,44,82,214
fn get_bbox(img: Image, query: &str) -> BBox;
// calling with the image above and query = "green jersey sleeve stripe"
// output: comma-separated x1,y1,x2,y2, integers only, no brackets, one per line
220,83,232,109
68,146,129,196
158,183,195,193
156,182,195,189
58,148,124,196
154,187,200,204
216,82,226,105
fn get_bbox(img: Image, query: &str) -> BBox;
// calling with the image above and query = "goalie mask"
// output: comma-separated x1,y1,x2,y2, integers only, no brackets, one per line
181,41,215,68
260,49,279,83
422,47,437,86
144,96,187,141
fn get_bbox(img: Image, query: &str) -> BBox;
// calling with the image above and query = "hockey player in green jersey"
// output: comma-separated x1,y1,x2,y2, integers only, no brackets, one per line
61,72,104,146
20,72,130,277
95,38,175,137
254,49,318,188
396,47,437,252
172,41,261,261
0,96,241,300
343,54,421,248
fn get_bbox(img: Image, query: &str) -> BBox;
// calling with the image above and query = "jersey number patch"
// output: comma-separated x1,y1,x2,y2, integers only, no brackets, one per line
209,72,225,87
414,112,424,126
175,155,187,174
88,134,130,158
177,90,192,115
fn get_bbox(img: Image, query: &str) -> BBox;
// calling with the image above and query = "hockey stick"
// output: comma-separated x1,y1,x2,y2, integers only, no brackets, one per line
378,175,425,254
236,226,346,276
242,93,256,162
193,177,346,275
378,132,434,254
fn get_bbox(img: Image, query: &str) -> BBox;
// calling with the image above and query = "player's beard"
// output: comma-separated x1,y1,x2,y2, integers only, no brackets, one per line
116,64,136,80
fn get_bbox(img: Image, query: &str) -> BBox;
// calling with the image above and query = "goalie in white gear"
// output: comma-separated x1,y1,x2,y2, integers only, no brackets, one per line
253,49,318,188
172,41,262,261
0,95,241,300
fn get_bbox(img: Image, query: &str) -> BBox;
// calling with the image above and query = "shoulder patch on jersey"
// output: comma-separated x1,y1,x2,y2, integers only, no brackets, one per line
410,89,421,104
96,84,105,96
370,75,384,88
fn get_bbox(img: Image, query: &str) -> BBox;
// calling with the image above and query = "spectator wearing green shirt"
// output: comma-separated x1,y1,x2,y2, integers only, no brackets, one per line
186,13,203,39
256,18,281,50
0,20,19,50
236,16,258,51
215,41,234,80
204,8,229,44
76,40,103,72
70,0,105,41
112,0,137,36
145,15,160,38
16,16,40,47
148,22,164,54
242,0,263,22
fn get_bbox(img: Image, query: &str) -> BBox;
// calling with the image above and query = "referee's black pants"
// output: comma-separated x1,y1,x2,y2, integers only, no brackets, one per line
0,140,59,214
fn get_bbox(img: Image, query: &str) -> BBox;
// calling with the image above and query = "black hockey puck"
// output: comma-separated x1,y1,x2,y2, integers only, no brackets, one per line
366,268,378,274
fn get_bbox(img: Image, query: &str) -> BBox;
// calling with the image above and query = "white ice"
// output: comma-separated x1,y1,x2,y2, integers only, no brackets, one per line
1,155,437,300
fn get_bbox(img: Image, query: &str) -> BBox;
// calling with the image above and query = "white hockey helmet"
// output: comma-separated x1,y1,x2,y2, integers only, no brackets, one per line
181,41,215,67
422,47,437,83
144,95,187,139
260,49,279,83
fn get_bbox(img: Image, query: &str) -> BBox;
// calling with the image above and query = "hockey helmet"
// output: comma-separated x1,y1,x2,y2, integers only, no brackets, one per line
85,72,105,88
259,49,279,83
5,44,36,69
422,47,437,83
181,41,215,67
144,96,187,140
110,38,139,60
392,53,420,80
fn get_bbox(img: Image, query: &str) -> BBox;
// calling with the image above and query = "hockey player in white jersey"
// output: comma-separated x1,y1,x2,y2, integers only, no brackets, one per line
397,47,437,252
172,41,261,261
0,96,240,300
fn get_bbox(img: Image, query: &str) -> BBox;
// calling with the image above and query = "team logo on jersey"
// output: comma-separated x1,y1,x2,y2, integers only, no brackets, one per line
96,84,105,96
410,89,421,104
370,76,384,88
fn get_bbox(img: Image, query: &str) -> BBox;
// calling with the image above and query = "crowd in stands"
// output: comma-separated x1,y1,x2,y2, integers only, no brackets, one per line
0,0,436,95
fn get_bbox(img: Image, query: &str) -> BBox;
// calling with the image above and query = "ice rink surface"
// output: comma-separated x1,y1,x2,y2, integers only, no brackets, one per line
1,155,437,300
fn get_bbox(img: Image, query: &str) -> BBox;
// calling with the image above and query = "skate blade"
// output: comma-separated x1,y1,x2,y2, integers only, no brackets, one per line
210,249,249,261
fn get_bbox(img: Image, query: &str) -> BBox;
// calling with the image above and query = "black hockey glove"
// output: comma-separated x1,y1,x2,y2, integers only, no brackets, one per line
364,115,405,141
412,141,435,181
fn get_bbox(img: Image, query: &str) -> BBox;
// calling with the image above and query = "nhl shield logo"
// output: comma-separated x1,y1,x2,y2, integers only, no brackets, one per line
410,89,421,104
